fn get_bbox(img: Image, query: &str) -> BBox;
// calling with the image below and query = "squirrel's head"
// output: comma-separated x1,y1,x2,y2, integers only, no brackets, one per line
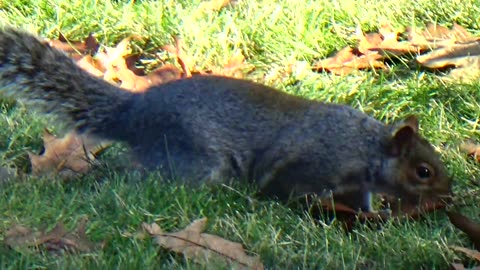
380,115,452,203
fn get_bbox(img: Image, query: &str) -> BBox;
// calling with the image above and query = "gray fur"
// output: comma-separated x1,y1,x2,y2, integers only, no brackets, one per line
0,28,451,211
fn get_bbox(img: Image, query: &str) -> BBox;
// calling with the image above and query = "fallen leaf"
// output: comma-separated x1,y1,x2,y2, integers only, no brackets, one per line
314,23,423,75
381,193,450,218
28,129,109,178
410,23,480,81
460,141,480,162
264,60,310,82
407,23,472,49
416,40,480,80
423,23,453,41
162,36,193,77
76,55,104,77
416,41,480,67
356,29,383,55
313,47,386,75
100,37,134,70
147,64,183,85
209,51,254,78
143,218,264,270
46,31,99,57
124,54,146,75
94,37,182,91
43,218,100,253
5,224,45,249
94,37,133,74
360,24,421,57
305,193,448,232
104,67,151,92
452,246,480,262
4,218,100,254
448,211,480,249
450,23,474,42
423,23,473,43
315,22,479,76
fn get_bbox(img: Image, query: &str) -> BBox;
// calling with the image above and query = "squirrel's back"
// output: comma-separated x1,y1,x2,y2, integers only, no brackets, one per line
0,28,451,211
125,76,388,183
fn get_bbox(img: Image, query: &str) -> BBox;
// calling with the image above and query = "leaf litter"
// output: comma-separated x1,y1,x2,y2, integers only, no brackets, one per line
314,22,480,81
28,129,109,179
4,217,102,254
141,218,264,270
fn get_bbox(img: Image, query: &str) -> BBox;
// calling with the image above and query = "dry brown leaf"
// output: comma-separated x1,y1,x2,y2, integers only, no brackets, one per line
46,32,99,57
222,51,247,75
96,36,142,74
452,246,480,262
5,224,46,248
104,67,151,92
95,37,132,74
162,36,193,78
209,51,254,78
309,193,448,232
460,141,480,162
305,200,392,232
28,129,109,178
380,192,450,218
357,32,383,55
450,23,474,42
143,218,264,270
4,218,100,254
356,24,420,57
416,40,480,80
423,23,473,43
313,47,386,75
351,24,417,67
407,28,431,48
423,23,453,41
76,55,104,77
313,47,358,74
87,37,142,91
411,23,480,81
408,23,476,49
264,60,310,82
316,22,478,76
448,211,480,249
104,65,182,92
93,37,182,91
416,41,480,67
147,64,183,85
48,32,183,91
408,26,455,49
162,38,253,79
124,54,146,76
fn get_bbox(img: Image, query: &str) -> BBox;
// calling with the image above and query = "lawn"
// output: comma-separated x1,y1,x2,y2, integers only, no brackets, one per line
1,0,480,269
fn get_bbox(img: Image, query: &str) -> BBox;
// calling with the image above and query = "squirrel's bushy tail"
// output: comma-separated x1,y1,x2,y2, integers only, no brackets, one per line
0,27,133,140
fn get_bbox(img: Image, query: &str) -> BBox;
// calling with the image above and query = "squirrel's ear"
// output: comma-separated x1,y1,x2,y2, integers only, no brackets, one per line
389,115,419,155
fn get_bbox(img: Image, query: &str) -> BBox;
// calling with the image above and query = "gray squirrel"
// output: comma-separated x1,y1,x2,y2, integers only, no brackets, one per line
0,27,451,212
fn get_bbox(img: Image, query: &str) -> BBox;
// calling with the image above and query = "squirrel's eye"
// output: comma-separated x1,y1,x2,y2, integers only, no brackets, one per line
416,163,434,180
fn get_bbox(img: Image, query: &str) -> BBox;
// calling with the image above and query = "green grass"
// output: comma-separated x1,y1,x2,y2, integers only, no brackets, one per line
1,0,480,268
